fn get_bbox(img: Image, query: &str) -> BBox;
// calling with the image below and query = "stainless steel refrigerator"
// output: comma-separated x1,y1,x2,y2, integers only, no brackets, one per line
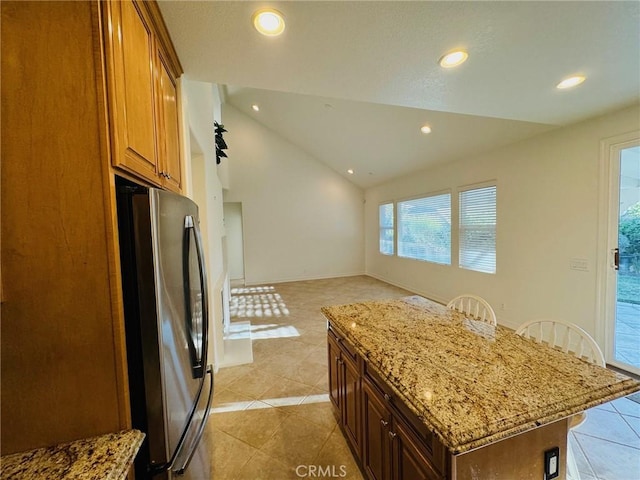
116,177,214,479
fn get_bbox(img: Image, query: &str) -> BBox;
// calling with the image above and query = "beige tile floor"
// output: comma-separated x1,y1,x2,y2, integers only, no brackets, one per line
209,275,640,480
570,397,640,479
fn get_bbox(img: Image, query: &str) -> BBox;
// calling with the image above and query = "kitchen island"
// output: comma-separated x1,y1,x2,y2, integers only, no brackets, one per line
322,296,640,480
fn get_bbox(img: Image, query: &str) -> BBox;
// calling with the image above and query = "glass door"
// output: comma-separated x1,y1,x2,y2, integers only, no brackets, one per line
605,138,640,374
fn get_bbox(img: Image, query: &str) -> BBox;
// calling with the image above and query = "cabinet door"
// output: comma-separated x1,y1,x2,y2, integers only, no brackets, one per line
342,353,361,456
362,380,392,480
106,0,159,183
327,333,342,412
393,418,442,480
156,51,182,193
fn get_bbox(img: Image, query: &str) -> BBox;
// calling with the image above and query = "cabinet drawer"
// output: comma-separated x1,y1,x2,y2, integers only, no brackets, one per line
364,363,446,475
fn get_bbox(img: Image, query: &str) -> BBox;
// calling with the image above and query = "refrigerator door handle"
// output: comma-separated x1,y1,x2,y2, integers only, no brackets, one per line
148,370,208,476
183,215,209,378
192,216,209,363
173,364,215,476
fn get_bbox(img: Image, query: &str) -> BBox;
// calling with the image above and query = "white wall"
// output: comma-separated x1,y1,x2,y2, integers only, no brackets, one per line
180,78,227,368
223,103,365,285
365,105,640,335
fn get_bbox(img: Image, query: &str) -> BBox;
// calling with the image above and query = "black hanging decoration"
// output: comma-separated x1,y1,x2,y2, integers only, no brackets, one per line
214,121,228,164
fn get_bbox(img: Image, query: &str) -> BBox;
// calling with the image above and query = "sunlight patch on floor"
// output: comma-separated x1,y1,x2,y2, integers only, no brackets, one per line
250,323,300,339
211,393,330,414
230,288,290,318
231,286,276,294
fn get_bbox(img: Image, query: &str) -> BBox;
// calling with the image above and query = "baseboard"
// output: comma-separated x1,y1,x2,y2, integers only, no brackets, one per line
364,272,448,305
243,271,367,287
365,272,519,330
237,271,519,330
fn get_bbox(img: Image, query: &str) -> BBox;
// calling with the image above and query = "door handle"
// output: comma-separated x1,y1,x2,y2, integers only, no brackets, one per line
191,216,209,365
174,365,215,475
613,248,620,271
183,215,209,379
148,366,210,476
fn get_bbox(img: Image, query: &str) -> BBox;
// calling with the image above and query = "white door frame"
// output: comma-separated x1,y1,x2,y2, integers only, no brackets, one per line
596,130,640,374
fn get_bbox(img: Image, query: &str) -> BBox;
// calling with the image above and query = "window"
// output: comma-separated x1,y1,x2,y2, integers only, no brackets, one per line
398,193,451,264
459,185,496,273
379,203,394,255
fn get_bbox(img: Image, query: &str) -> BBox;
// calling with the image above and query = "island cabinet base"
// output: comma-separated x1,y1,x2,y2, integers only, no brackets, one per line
451,418,568,480
327,323,569,480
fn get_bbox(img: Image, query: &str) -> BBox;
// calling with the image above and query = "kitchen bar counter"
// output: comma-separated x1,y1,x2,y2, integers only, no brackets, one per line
321,296,640,455
0,430,145,479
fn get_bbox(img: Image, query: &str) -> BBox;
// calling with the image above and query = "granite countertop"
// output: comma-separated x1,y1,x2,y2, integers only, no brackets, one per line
0,430,145,479
321,296,640,454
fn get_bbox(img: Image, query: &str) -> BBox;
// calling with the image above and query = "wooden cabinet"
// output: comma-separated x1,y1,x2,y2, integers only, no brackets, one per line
328,330,342,411
362,379,442,480
393,405,442,480
328,328,362,457
1,0,182,455
156,50,182,192
327,324,445,480
362,380,393,480
104,0,158,182
104,0,183,192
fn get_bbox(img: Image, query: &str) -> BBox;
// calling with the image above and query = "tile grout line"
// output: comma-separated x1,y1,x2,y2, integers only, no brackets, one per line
573,429,640,451
570,431,600,479
619,413,640,440
309,423,341,465
611,399,640,419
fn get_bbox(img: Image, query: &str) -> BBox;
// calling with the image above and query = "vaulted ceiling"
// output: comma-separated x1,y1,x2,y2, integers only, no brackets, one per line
158,1,640,188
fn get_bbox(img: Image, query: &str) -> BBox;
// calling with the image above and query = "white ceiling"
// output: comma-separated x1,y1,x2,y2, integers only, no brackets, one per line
158,1,640,188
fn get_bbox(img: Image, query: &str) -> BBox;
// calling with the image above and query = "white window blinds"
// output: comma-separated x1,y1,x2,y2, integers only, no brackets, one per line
398,193,451,264
379,203,394,255
459,185,496,273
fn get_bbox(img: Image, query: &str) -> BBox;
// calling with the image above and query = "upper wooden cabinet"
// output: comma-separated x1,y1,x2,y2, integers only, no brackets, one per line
156,49,182,192
103,0,183,192
1,0,183,455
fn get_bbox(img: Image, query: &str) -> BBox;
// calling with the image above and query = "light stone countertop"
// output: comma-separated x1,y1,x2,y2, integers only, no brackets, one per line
321,296,640,454
0,430,145,479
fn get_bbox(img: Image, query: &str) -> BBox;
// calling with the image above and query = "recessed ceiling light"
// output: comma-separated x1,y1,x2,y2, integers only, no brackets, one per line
252,104,260,112
252,9,285,36
556,75,586,90
420,125,432,134
347,169,354,175
438,50,468,68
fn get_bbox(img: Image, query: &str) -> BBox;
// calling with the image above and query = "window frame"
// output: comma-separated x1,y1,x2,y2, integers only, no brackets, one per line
396,189,452,265
378,201,395,256
458,181,497,274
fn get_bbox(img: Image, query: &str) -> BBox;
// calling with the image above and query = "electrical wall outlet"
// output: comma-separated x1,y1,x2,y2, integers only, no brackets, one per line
544,447,560,480
569,258,589,271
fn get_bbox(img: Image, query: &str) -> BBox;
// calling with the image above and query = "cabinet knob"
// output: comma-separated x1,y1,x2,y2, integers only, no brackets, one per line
388,431,397,440
166,173,172,179
380,419,388,427
384,393,391,402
